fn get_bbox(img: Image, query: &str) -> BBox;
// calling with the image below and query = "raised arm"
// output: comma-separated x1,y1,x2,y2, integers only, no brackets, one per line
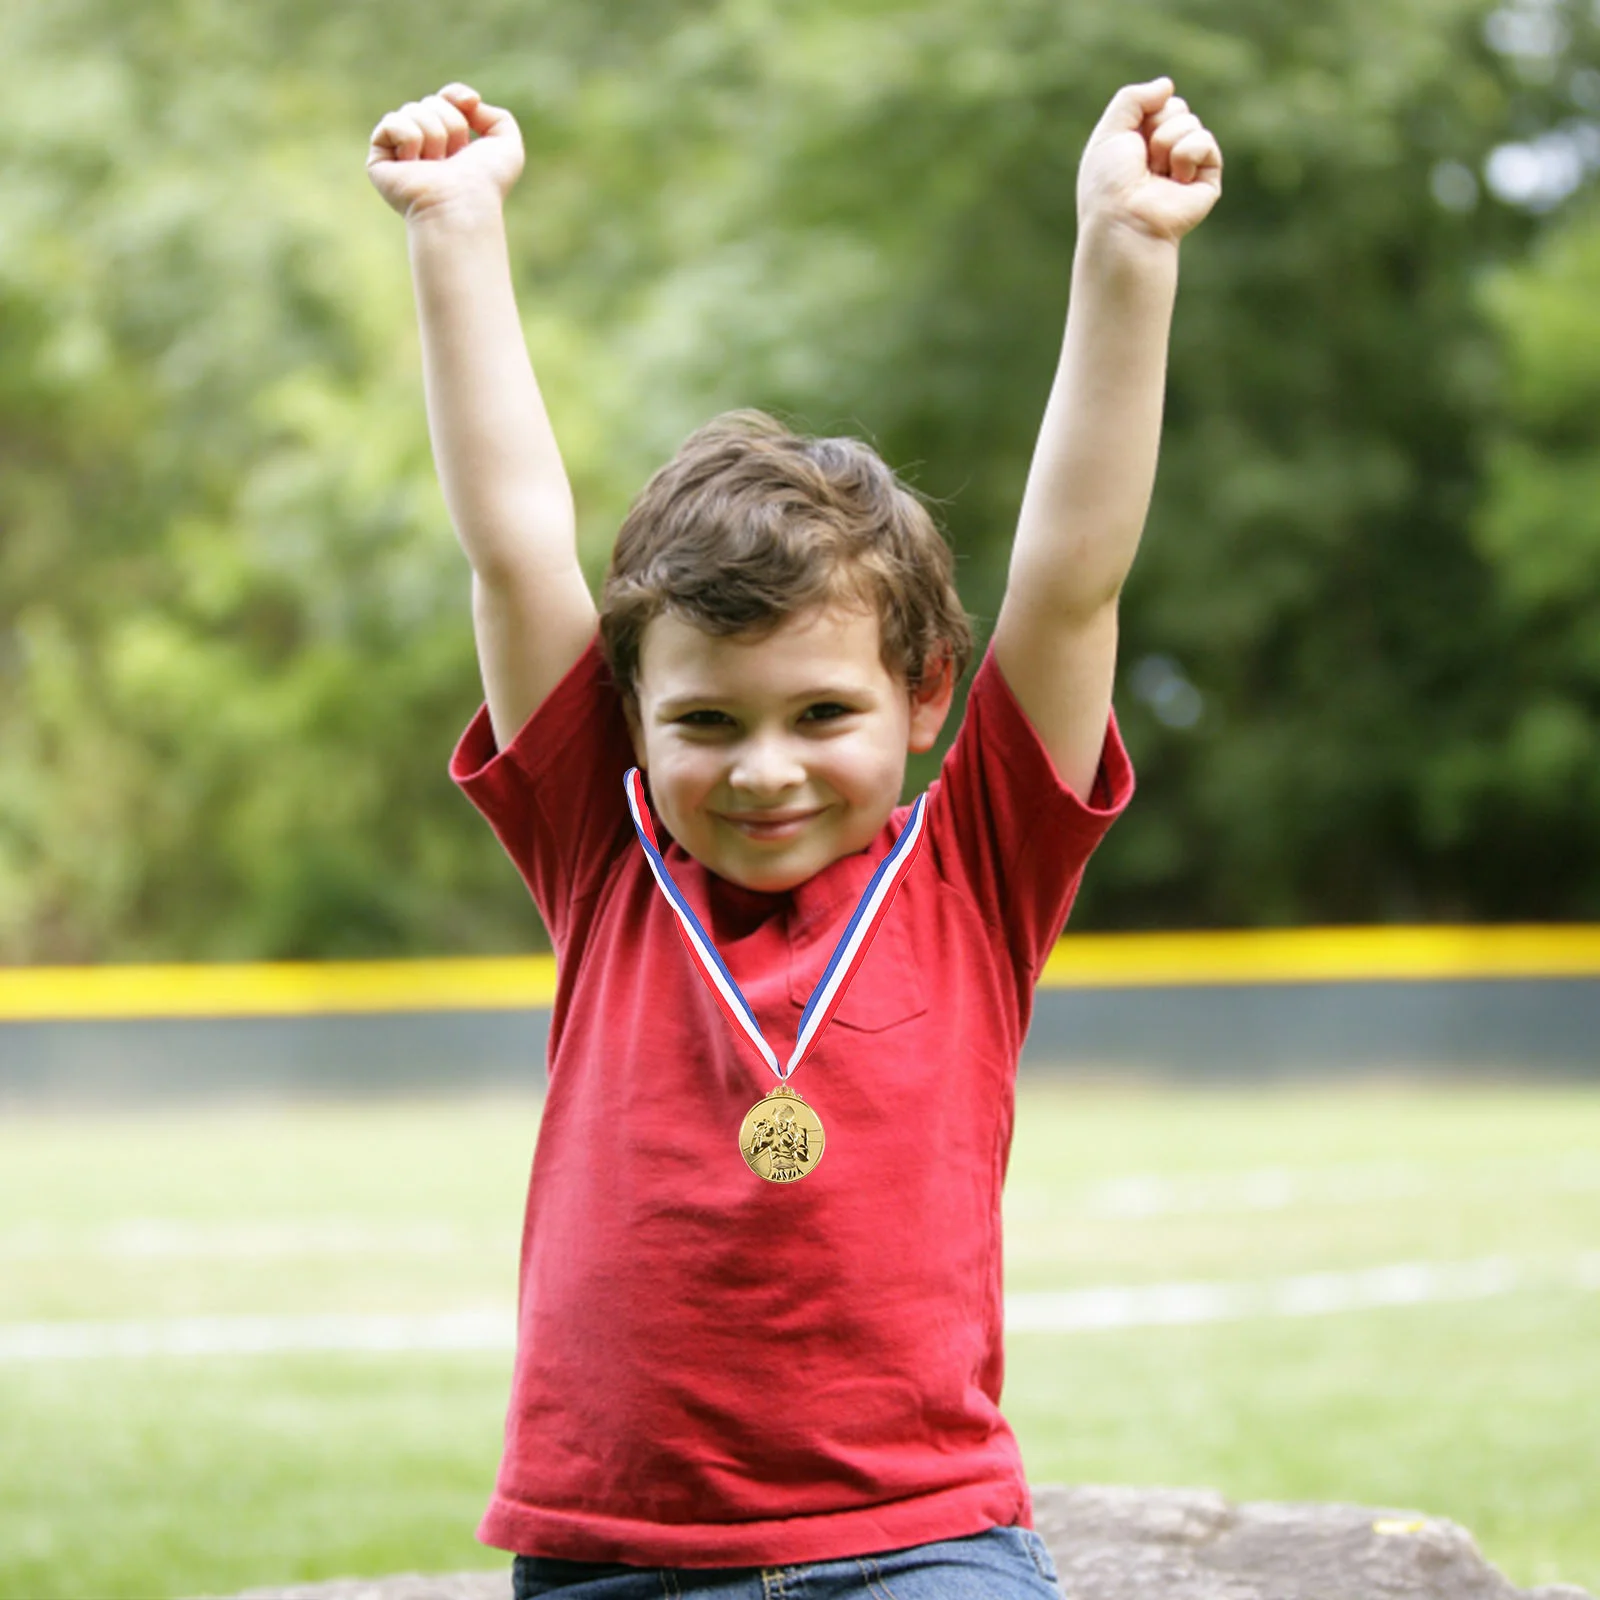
992,79,1221,798
368,84,597,749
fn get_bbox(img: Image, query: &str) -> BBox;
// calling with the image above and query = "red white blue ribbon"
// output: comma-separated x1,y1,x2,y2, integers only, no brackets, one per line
624,767,927,1081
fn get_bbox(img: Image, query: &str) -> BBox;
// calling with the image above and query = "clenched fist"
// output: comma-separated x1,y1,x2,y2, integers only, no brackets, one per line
366,83,524,219
1078,78,1223,245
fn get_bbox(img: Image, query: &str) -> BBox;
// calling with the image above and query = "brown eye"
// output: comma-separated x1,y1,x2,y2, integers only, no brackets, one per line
801,702,852,722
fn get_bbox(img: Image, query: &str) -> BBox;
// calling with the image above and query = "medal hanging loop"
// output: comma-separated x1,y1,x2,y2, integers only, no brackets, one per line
623,767,927,1083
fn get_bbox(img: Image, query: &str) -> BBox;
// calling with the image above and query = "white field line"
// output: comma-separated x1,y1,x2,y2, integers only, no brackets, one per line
4,1155,1598,1263
0,1220,480,1260
1013,1153,1600,1222
0,1309,512,1362
1006,1253,1600,1332
3,1255,1598,1362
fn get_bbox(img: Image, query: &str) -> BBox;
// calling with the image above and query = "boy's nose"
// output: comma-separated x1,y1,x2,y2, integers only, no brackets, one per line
729,735,806,796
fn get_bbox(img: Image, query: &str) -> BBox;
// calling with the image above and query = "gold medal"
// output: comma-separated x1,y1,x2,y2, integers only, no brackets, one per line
739,1084,825,1184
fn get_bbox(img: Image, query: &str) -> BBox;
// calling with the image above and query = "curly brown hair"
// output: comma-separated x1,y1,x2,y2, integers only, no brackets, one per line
599,411,973,703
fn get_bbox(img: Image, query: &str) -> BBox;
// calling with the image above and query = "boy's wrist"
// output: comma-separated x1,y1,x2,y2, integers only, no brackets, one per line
1075,212,1181,270
1071,215,1181,303
404,186,509,236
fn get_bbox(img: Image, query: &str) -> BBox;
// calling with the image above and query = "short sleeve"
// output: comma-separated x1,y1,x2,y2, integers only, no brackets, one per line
922,644,1134,977
449,638,636,949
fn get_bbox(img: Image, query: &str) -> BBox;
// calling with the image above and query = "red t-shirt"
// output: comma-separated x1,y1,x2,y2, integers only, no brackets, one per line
451,638,1133,1567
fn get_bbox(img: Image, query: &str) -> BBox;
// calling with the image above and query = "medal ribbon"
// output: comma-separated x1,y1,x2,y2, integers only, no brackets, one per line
624,766,927,1081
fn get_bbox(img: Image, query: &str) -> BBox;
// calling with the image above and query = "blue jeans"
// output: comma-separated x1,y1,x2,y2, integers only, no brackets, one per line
511,1526,1063,1598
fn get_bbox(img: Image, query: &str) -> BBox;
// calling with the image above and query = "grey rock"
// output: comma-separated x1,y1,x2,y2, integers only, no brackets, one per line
1032,1485,1593,1600
196,1486,1594,1600
213,1577,509,1600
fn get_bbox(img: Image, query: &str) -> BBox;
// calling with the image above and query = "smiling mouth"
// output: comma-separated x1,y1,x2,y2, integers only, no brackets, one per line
718,809,822,841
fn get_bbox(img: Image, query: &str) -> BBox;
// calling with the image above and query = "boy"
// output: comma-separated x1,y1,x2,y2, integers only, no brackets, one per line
369,74,1220,1599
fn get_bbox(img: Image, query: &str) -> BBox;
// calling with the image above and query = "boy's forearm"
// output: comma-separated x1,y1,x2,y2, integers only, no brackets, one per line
407,199,577,582
1010,222,1179,616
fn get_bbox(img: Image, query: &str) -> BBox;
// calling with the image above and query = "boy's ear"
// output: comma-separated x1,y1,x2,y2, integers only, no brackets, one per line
906,651,957,754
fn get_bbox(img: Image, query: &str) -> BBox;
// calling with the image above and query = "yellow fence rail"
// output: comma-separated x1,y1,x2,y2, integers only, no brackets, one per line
0,957,559,1022
2,926,1599,1023
1037,924,1600,988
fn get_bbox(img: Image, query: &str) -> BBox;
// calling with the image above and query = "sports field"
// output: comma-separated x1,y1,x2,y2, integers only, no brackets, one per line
1,1083,1597,1599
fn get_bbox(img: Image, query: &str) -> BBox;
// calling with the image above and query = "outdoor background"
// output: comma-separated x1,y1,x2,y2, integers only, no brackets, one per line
5,0,1600,960
3,0,1600,1596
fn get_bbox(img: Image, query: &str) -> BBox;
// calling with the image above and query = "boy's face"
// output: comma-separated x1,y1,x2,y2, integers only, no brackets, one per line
628,604,953,893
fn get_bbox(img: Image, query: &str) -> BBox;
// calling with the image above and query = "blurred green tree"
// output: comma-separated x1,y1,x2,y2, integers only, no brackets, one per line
1459,195,1600,910
0,0,1596,958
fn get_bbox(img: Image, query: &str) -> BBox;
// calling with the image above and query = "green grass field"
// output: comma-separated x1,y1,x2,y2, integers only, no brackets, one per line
2,1083,1597,1599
